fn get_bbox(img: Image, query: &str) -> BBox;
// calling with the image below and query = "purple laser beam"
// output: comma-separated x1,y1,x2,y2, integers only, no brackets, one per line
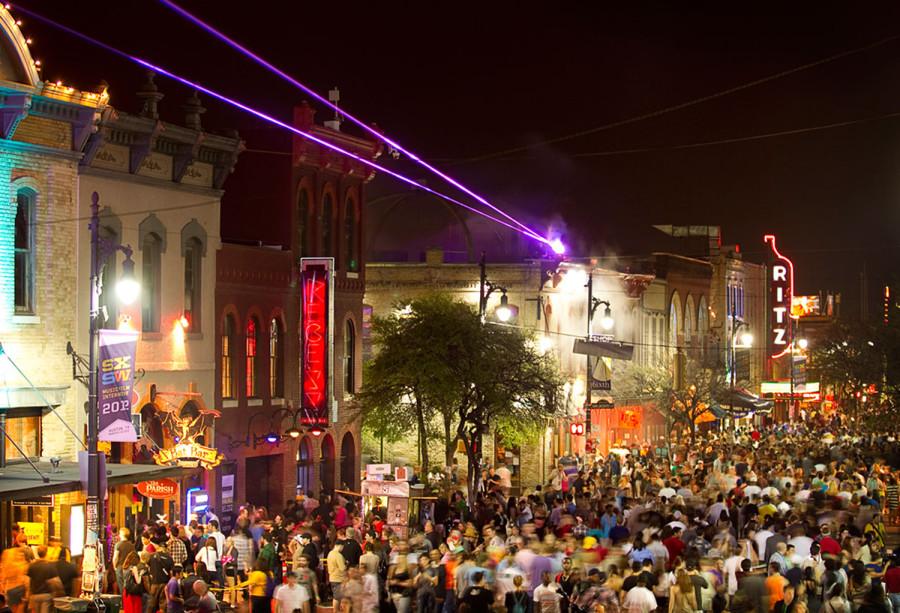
157,0,549,243
12,4,548,244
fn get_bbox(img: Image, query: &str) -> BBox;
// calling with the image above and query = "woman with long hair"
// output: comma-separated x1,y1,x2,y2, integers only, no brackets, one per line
247,560,272,613
668,570,698,613
120,551,142,613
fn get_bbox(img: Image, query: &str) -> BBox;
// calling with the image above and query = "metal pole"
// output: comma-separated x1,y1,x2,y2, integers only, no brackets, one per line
478,252,487,320
87,192,102,548
586,271,593,438
730,299,736,414
789,318,794,423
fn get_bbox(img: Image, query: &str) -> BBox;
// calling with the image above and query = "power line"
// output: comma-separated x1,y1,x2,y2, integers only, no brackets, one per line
455,33,900,165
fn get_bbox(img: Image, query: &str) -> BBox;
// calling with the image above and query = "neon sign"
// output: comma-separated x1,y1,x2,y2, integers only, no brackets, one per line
300,258,333,428
764,235,794,359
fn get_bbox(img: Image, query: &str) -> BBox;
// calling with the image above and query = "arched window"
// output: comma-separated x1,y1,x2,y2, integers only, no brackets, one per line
269,317,284,398
246,316,260,397
697,296,709,333
344,319,356,396
297,187,309,258
14,189,35,314
141,232,163,332
183,237,202,332
343,196,358,272
139,214,166,333
222,314,236,399
98,211,122,329
668,291,681,350
320,192,334,257
684,295,695,347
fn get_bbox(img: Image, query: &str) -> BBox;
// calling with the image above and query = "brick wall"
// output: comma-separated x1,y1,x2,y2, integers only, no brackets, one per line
0,141,80,458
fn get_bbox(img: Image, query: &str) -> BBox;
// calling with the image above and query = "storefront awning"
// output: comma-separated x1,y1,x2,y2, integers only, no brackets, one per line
0,459,198,500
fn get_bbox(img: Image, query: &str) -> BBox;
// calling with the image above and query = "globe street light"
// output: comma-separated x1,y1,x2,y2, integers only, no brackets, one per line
495,292,512,322
478,252,512,323
86,192,139,561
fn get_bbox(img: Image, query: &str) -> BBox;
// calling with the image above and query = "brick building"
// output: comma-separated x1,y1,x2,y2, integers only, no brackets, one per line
213,103,379,520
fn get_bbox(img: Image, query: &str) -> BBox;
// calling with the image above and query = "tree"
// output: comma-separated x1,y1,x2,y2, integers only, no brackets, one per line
809,319,896,421
356,293,564,506
615,357,731,443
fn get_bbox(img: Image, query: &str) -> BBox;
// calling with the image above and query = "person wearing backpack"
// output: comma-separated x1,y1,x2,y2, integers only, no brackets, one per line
505,575,532,613
148,546,174,613
123,552,149,613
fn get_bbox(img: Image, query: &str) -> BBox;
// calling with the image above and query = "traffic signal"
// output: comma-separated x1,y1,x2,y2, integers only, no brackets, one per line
569,422,585,436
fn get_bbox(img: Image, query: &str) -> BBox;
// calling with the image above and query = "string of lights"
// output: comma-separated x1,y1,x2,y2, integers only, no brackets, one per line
454,33,900,165
156,0,559,251
12,4,553,248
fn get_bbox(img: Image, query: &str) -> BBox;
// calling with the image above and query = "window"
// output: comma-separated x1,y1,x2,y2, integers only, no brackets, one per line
14,190,34,314
269,317,283,398
344,319,356,395
4,414,40,460
141,232,162,332
669,291,681,350
99,225,118,328
222,315,236,399
320,192,334,257
183,237,202,332
343,196,358,272
297,188,309,258
684,295,695,347
246,316,260,397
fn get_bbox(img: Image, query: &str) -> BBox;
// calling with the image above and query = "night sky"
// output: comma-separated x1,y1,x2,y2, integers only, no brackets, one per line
23,1,900,315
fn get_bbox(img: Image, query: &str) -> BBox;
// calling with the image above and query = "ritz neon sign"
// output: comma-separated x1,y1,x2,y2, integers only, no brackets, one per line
764,235,794,359
301,260,331,427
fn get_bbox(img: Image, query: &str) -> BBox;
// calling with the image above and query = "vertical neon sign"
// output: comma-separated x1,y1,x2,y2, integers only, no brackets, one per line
764,235,794,359
300,258,333,428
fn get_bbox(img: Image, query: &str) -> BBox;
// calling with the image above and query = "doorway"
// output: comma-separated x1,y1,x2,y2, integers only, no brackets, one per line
245,454,284,511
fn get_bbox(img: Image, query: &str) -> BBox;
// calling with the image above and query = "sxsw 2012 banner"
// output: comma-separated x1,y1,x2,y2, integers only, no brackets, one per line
98,329,139,442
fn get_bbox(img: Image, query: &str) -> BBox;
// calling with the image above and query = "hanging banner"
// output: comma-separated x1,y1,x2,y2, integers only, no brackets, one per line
299,258,334,429
98,329,139,442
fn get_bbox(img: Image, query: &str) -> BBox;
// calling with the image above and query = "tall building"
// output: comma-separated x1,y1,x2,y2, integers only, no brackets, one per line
213,103,380,520
75,72,243,528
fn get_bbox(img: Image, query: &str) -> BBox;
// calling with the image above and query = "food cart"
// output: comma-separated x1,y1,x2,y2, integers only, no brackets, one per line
345,479,436,540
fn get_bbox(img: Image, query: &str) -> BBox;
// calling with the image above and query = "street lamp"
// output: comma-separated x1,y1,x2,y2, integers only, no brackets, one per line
790,337,808,420
585,269,614,439
86,192,139,564
729,317,752,415
478,252,511,323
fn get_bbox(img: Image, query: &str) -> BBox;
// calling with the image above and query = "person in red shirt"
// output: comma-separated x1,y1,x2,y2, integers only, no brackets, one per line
818,526,842,557
883,557,900,597
663,527,686,570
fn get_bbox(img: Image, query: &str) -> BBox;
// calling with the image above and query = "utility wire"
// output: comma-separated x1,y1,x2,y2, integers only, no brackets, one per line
456,33,900,165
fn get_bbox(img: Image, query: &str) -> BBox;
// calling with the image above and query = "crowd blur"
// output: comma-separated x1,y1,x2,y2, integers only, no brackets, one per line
5,420,900,613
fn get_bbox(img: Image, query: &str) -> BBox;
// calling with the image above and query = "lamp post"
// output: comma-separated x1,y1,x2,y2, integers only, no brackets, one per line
728,297,753,415
789,336,808,421
478,252,511,322
86,193,139,555
585,270,613,437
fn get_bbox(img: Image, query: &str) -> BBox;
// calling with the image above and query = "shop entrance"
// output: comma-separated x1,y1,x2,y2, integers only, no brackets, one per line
245,454,284,511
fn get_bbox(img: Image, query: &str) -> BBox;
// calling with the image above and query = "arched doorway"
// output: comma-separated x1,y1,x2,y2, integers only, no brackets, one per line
297,437,313,495
138,403,164,462
319,434,335,496
340,432,357,491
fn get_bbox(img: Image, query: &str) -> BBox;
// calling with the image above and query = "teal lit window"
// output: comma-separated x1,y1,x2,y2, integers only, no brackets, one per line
14,190,35,314
344,197,358,272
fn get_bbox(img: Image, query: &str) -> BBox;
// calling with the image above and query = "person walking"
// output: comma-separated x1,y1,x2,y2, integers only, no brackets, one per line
1,535,30,613
26,547,61,613
247,561,271,613
113,528,136,595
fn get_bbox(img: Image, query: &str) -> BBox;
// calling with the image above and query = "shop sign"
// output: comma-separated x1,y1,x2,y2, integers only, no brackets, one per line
155,442,224,470
300,258,334,429
98,329,139,442
366,463,391,477
137,479,178,499
361,479,410,498
12,495,53,507
764,235,794,359
18,521,44,545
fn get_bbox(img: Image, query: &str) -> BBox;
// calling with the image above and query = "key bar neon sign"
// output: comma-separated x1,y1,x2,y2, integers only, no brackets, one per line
300,258,334,428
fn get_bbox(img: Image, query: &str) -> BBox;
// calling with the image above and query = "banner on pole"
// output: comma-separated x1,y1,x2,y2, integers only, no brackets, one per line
98,329,139,442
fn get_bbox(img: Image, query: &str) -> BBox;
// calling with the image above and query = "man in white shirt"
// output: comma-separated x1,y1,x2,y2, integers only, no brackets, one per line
622,575,658,613
273,572,310,613
533,572,562,613
724,548,745,596
206,520,224,556
754,526,773,560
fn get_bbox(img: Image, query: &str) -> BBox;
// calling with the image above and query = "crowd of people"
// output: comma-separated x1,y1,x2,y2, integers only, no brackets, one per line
4,420,900,613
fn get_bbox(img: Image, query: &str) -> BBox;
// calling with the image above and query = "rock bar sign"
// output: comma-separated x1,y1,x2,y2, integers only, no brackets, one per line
300,258,334,429
764,235,794,359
